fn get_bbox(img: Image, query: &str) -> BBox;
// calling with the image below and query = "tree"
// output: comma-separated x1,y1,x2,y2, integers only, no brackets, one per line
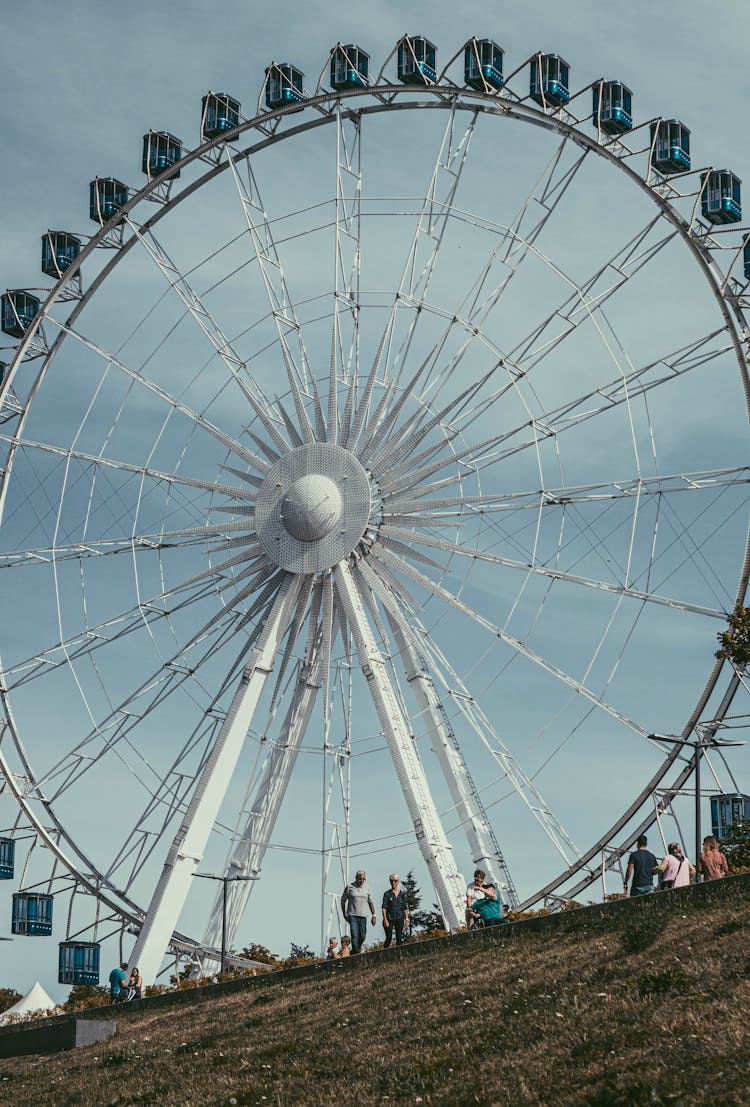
402,869,446,934
0,987,21,1014
722,821,750,871
716,604,750,668
402,870,421,915
240,943,282,969
285,942,317,966
63,984,109,1011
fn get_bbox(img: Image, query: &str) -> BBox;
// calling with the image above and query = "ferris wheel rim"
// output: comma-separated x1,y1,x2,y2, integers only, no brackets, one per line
0,77,748,940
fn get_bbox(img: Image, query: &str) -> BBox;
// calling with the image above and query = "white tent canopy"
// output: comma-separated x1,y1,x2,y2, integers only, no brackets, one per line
0,981,59,1024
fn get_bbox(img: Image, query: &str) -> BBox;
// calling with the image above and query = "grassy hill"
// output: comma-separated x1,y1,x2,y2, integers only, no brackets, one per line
2,879,750,1106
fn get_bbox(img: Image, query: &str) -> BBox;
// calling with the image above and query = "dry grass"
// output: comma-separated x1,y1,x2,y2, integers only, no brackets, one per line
2,893,749,1106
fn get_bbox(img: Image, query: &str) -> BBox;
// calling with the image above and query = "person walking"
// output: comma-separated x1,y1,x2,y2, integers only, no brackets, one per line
697,835,729,881
109,962,127,1003
655,842,695,890
381,873,410,947
341,870,376,954
624,835,658,896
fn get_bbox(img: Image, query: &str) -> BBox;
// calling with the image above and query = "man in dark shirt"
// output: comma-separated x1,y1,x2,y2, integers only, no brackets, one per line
381,873,409,947
624,835,658,896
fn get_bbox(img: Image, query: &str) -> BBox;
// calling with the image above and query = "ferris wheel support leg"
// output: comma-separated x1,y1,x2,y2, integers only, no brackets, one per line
334,561,466,930
385,607,520,908
127,576,302,985
200,654,323,961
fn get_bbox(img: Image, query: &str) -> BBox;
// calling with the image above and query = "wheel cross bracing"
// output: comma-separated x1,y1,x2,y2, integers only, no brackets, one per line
0,42,749,984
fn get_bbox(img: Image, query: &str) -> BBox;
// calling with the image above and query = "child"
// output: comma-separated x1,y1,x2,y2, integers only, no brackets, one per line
338,935,352,957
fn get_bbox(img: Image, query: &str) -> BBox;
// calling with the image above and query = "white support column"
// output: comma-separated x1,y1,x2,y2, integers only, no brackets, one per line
386,607,517,901
334,561,466,929
201,649,323,957
128,576,302,984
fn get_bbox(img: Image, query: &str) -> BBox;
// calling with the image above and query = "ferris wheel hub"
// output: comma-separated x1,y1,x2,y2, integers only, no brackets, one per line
281,474,342,541
255,442,372,573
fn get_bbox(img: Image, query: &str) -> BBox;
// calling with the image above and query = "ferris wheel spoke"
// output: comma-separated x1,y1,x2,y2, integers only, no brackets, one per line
39,598,259,800
329,104,362,435
1,432,260,504
368,367,494,474
2,575,220,689
377,524,724,620
379,325,734,498
362,106,477,397
493,327,734,464
124,217,284,425
406,213,677,442
506,217,677,372
361,569,521,903
0,519,259,573
387,106,480,388
420,615,584,863
224,148,315,440
434,139,589,354
407,613,583,870
43,313,267,472
385,465,750,514
368,543,649,738
370,142,592,422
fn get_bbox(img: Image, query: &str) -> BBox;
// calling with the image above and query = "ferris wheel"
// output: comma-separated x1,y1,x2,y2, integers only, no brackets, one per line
1,35,749,986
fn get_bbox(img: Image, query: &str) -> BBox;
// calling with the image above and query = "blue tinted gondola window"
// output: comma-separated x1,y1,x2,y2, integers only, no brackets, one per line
0,837,14,879
330,44,369,89
142,132,182,178
710,792,750,839
1,291,41,337
41,232,81,279
650,120,690,173
702,170,742,224
201,93,241,141
265,64,304,109
530,54,570,105
59,941,101,985
397,36,437,83
89,178,128,224
12,891,54,936
464,39,503,89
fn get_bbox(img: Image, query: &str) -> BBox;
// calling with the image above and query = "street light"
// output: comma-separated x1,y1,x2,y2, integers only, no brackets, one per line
647,731,744,870
191,872,257,975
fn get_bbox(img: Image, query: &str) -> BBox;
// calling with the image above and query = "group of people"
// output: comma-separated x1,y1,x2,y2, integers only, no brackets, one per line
464,868,511,929
330,867,510,959
624,834,729,896
334,870,409,957
109,962,143,1003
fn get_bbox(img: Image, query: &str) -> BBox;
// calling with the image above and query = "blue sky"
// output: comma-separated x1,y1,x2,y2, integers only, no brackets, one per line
1,0,749,1000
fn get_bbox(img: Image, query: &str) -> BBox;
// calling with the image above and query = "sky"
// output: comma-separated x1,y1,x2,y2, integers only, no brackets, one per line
0,0,749,1001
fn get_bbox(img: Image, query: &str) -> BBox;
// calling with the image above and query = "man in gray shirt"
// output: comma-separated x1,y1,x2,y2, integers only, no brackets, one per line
341,869,376,954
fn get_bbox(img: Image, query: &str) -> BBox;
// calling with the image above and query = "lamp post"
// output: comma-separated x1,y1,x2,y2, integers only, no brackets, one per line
647,732,744,872
191,873,257,974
